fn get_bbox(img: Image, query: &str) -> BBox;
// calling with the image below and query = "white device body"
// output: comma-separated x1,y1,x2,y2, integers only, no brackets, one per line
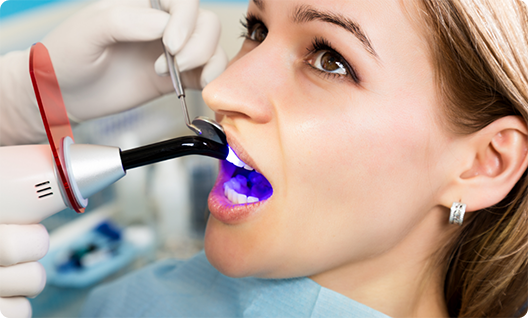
0,143,125,224
0,145,66,224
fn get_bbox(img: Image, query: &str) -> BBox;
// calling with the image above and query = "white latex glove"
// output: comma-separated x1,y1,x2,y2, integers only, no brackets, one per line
0,0,228,146
44,0,228,120
0,50,44,146
0,224,49,318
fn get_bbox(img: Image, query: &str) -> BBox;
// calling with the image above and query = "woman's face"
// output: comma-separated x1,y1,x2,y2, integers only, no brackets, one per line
203,0,453,279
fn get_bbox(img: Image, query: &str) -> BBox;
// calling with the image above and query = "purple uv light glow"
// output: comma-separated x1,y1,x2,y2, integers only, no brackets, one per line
224,147,273,201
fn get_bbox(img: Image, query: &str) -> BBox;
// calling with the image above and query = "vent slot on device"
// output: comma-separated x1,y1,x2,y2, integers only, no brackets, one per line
35,181,53,199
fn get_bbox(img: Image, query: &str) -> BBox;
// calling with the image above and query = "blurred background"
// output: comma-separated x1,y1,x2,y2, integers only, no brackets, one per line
1,0,248,316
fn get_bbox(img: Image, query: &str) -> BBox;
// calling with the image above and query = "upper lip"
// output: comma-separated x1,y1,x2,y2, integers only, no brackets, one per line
225,130,261,174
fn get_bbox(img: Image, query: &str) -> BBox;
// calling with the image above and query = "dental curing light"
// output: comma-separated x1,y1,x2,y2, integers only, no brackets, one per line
0,43,227,224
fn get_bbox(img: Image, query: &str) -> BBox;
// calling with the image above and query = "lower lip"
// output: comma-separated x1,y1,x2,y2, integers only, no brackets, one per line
208,162,268,225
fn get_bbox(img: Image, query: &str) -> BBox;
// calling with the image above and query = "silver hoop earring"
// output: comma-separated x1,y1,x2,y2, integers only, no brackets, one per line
449,202,466,226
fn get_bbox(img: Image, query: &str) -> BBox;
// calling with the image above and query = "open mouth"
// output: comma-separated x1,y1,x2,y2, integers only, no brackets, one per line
223,146,273,205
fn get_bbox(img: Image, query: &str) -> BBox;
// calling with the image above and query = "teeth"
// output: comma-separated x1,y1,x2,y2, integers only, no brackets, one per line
223,184,259,205
228,188,236,202
237,193,247,204
226,147,254,170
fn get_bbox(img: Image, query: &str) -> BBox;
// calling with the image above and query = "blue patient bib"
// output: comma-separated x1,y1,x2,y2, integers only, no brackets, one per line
80,251,390,317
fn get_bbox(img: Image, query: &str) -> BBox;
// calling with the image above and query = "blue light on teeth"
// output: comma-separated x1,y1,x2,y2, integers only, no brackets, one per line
225,146,255,171
226,146,242,166
223,146,273,202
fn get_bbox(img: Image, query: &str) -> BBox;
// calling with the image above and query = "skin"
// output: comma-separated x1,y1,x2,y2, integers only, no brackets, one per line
201,0,528,317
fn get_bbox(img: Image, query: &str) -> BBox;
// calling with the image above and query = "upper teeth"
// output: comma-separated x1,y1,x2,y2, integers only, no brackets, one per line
226,146,254,170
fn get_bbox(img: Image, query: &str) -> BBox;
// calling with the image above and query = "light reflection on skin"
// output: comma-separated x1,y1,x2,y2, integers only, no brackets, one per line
203,0,457,317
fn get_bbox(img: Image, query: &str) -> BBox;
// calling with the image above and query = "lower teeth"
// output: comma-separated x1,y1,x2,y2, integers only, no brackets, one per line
224,185,259,205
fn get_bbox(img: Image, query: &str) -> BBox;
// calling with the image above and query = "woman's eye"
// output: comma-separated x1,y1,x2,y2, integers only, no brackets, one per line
311,51,348,76
248,23,268,42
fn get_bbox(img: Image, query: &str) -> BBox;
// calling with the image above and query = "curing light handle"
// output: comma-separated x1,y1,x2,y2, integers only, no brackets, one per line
0,136,228,224
61,135,227,210
121,136,228,171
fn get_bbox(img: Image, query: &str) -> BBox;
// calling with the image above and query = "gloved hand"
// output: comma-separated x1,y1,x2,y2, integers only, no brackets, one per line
0,224,49,318
0,0,228,145
43,0,228,121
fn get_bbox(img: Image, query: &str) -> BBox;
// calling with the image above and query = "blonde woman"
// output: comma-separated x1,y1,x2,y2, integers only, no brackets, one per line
81,0,528,317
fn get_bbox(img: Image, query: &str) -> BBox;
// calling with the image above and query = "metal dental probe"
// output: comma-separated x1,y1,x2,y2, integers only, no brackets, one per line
150,0,227,145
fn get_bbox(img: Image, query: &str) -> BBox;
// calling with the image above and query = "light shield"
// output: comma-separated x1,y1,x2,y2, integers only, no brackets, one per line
29,42,85,213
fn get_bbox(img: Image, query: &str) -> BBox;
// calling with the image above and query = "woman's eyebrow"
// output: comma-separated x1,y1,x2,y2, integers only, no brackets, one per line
291,4,379,60
252,0,264,11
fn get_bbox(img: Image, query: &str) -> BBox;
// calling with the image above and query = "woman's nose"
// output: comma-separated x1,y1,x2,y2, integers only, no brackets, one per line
202,42,284,125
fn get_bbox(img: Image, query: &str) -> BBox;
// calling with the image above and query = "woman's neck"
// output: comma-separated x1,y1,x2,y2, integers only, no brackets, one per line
310,206,453,318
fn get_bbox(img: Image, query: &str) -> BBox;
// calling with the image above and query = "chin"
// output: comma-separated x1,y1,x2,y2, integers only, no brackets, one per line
204,214,316,280
203,217,258,278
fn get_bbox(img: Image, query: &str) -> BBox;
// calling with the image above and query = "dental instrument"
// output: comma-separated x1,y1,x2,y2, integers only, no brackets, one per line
150,0,227,146
0,42,228,224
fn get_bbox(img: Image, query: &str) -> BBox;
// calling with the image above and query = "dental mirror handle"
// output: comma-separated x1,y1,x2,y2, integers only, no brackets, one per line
150,0,202,136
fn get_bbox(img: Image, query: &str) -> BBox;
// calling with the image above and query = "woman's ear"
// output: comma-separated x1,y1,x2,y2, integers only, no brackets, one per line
442,116,528,212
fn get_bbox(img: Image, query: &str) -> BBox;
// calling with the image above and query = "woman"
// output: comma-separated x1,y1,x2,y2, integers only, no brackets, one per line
83,0,528,317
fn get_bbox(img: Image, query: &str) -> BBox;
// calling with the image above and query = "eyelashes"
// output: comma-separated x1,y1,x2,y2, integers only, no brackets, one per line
306,37,360,83
240,13,263,40
240,14,360,84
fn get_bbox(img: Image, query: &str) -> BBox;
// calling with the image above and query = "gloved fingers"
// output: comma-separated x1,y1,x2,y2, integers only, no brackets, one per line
154,54,168,76
93,5,170,46
200,45,229,89
154,9,221,75
177,45,228,90
0,297,32,318
175,9,222,72
0,224,49,266
0,262,46,298
160,0,200,54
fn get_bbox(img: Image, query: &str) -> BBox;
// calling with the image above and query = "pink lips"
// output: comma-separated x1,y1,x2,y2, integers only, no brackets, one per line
207,135,271,224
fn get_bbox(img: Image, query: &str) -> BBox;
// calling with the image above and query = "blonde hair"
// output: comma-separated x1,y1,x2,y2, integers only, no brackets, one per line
415,0,528,316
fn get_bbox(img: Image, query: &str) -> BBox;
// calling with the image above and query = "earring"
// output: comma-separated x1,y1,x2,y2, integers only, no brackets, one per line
449,202,466,226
